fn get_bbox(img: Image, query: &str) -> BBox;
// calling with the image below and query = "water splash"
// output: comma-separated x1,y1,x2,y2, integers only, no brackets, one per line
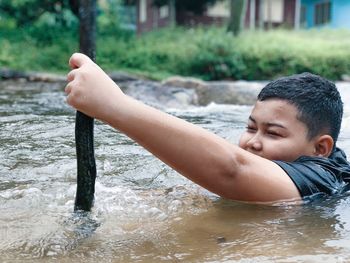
1,81,350,262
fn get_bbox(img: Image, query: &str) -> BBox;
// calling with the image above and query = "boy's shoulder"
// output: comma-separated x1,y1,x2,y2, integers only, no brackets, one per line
298,147,350,170
274,147,350,199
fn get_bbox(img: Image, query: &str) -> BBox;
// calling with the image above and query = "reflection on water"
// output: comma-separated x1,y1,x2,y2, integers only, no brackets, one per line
0,80,350,262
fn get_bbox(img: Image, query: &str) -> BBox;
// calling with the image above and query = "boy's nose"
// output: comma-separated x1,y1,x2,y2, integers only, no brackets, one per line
247,135,263,152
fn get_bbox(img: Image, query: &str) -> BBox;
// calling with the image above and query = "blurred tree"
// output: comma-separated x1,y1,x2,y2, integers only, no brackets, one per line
0,0,125,32
0,0,82,27
0,0,223,28
227,0,246,35
69,0,79,16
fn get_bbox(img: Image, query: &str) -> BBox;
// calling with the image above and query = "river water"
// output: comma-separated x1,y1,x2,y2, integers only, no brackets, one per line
0,80,350,263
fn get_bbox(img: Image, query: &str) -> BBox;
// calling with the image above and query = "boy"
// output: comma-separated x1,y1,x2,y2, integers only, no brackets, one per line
65,53,350,203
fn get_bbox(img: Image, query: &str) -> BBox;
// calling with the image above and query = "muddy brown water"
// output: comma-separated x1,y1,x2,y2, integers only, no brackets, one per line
1,80,350,262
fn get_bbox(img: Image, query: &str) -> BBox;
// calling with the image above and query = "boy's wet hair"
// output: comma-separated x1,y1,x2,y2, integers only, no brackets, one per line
258,72,343,145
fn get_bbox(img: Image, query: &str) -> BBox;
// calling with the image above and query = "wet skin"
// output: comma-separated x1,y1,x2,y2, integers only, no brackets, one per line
239,99,317,162
65,53,334,202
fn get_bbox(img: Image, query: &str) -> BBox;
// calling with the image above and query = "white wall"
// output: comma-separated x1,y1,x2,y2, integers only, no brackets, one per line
139,0,147,23
207,0,230,17
262,0,284,23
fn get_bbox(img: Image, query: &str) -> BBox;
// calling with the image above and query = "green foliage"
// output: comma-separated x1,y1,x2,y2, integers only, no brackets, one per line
0,0,74,27
106,27,350,80
97,28,196,77
1,25,350,81
187,29,246,80
0,0,79,47
0,25,78,71
120,27,350,81
234,29,350,80
98,0,123,33
0,39,14,66
27,11,78,45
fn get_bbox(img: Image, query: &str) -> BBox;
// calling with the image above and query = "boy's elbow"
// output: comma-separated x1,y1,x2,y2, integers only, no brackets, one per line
213,150,244,199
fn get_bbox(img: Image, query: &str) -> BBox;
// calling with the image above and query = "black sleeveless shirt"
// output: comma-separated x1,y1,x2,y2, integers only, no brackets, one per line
274,147,350,198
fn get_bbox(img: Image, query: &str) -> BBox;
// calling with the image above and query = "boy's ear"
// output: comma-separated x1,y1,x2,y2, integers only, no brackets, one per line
314,135,334,157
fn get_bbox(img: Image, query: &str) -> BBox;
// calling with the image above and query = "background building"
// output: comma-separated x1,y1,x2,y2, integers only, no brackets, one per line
300,0,350,29
129,0,350,33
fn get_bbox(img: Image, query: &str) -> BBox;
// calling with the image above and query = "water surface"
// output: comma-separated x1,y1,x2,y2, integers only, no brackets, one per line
1,80,350,262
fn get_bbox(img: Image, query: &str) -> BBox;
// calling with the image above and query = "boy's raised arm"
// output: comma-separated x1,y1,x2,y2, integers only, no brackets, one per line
65,53,301,203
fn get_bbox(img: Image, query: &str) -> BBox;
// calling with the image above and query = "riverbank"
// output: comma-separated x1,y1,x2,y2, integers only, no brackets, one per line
2,69,349,109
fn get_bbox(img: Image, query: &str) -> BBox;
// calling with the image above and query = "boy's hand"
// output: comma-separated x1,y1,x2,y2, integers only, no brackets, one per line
65,53,124,122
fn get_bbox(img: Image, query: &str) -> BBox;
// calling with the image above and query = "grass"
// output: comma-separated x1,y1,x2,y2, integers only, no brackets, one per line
1,26,350,81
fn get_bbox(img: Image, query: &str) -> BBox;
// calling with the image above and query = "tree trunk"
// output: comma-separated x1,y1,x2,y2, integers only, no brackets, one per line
227,0,245,35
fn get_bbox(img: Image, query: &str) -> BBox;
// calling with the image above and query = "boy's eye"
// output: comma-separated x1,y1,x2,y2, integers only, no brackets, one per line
246,126,257,133
267,130,282,137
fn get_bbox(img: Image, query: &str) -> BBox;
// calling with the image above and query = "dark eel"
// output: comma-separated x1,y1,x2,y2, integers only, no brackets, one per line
74,0,97,212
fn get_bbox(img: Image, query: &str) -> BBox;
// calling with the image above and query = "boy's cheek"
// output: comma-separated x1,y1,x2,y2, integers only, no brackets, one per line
238,133,248,149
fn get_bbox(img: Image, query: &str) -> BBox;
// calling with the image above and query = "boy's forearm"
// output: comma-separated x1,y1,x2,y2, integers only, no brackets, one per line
65,53,239,198
66,54,304,202
106,95,238,196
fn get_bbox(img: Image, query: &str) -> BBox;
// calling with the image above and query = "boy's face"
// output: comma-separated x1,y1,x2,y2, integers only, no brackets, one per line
239,99,317,162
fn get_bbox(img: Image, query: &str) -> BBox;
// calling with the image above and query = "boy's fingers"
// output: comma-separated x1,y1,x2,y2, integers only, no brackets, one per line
67,69,78,82
65,82,73,94
66,93,73,106
69,53,92,69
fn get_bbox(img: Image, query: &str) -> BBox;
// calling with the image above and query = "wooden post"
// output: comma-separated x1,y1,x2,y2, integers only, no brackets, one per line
74,0,97,212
